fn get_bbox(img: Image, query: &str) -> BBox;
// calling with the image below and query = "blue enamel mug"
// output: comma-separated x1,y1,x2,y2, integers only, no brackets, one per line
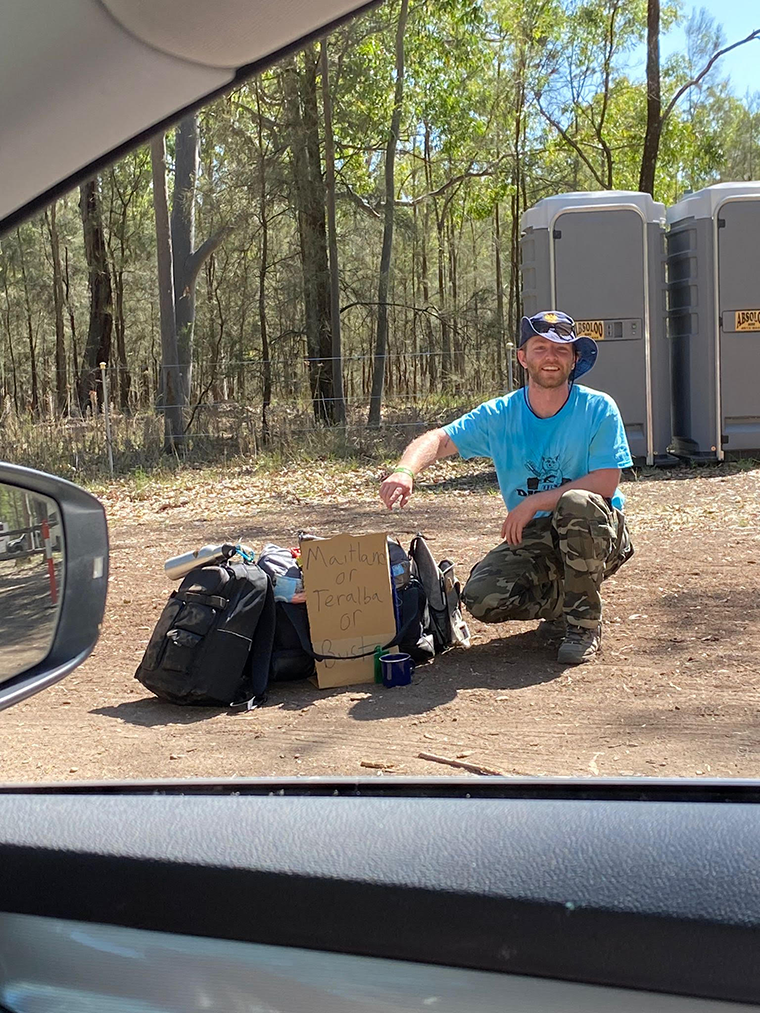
380,652,414,688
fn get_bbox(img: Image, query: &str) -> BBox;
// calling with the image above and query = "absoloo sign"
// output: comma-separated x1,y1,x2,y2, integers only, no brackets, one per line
301,532,397,689
735,310,760,333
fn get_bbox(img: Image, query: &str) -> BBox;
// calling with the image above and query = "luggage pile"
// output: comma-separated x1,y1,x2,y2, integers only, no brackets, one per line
135,534,470,710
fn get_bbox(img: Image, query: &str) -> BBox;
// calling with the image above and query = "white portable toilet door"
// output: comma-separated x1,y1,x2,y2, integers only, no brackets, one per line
718,198,760,454
552,208,650,461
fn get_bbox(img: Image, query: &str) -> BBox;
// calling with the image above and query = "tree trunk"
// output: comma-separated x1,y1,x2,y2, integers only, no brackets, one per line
259,213,271,445
171,113,230,403
112,266,131,409
0,256,19,414
63,244,79,407
150,134,184,452
283,53,333,422
210,273,226,403
321,37,346,426
78,179,113,412
204,257,222,403
108,190,132,412
283,59,317,405
301,44,333,421
436,211,452,390
236,251,249,401
171,114,198,399
448,212,463,389
508,58,526,377
255,83,273,445
46,204,68,415
16,231,39,417
494,203,504,384
639,0,661,195
493,57,505,384
420,137,436,392
368,0,410,427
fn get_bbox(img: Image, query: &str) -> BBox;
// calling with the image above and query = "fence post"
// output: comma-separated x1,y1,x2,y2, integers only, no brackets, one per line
41,518,58,605
506,341,515,392
100,361,114,477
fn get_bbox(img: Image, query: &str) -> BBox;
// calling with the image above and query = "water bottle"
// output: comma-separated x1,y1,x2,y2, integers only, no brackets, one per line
272,574,305,603
164,543,238,581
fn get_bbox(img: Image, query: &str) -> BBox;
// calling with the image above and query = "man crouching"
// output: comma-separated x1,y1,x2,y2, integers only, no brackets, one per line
379,310,634,664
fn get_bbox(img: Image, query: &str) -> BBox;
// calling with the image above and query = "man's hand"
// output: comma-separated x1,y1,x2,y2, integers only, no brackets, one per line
378,430,458,510
501,498,539,546
380,472,414,510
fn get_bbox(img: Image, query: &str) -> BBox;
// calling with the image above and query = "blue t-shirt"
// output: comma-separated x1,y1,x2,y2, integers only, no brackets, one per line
443,384,633,514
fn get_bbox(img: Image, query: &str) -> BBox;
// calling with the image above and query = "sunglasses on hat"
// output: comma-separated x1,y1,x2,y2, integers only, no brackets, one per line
520,312,577,344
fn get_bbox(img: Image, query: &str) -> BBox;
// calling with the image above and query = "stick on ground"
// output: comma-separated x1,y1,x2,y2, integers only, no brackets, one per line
417,751,505,776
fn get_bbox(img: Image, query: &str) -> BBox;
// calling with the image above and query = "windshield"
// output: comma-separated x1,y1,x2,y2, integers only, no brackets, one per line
1,0,759,784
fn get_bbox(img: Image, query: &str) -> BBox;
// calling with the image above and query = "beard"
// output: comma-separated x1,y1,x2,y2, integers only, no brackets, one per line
524,360,574,389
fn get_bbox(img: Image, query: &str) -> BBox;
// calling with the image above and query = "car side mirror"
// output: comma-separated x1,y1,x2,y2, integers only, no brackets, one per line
0,463,108,711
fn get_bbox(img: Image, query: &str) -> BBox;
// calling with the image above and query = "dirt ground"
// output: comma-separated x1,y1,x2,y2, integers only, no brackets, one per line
2,459,760,783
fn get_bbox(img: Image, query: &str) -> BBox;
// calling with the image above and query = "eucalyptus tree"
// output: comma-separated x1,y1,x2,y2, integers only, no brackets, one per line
639,0,759,194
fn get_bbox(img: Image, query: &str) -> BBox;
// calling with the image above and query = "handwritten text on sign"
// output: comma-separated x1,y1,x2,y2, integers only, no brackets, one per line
301,532,396,688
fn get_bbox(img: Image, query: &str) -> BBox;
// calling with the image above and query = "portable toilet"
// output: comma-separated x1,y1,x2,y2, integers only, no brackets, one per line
666,182,760,461
520,191,670,465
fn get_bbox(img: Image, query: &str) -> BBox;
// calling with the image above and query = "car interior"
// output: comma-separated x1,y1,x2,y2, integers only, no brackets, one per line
1,2,759,1011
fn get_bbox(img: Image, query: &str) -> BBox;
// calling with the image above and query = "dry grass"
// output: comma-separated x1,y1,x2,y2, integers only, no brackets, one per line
0,395,476,481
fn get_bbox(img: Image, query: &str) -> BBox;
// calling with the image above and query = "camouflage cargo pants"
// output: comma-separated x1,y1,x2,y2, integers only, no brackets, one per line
463,490,633,630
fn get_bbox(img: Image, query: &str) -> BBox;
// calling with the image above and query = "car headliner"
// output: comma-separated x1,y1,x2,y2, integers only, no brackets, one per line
0,0,379,237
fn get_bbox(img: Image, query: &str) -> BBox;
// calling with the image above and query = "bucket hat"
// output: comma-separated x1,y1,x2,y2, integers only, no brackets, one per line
519,310,597,379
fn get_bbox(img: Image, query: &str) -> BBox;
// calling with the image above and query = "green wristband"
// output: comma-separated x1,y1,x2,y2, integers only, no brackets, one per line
392,465,416,482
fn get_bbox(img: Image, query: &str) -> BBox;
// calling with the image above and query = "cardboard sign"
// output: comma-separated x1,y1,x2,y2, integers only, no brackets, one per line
301,532,397,689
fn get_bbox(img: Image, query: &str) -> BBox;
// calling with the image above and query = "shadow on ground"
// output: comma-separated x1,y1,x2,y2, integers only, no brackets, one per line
92,698,227,726
94,627,565,726
348,630,564,720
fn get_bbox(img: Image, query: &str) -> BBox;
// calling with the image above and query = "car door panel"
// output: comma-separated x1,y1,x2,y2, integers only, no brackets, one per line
0,912,752,1013
0,785,758,1005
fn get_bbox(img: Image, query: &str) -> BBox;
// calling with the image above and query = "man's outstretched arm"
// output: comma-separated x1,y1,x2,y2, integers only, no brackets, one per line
379,428,459,509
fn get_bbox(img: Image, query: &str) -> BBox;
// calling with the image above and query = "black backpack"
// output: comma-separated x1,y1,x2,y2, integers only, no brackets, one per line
387,538,436,663
135,559,276,709
409,534,471,652
257,543,317,683
270,602,317,682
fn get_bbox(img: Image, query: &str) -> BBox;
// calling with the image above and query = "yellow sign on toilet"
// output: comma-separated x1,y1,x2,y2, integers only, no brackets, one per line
575,319,605,340
735,310,760,332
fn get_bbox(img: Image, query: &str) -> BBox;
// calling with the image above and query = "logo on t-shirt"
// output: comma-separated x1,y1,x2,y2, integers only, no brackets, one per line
516,454,570,498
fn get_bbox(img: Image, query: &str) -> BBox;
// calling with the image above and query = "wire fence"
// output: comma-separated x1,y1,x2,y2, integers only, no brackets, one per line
0,350,521,479
49,345,519,414
0,393,497,479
